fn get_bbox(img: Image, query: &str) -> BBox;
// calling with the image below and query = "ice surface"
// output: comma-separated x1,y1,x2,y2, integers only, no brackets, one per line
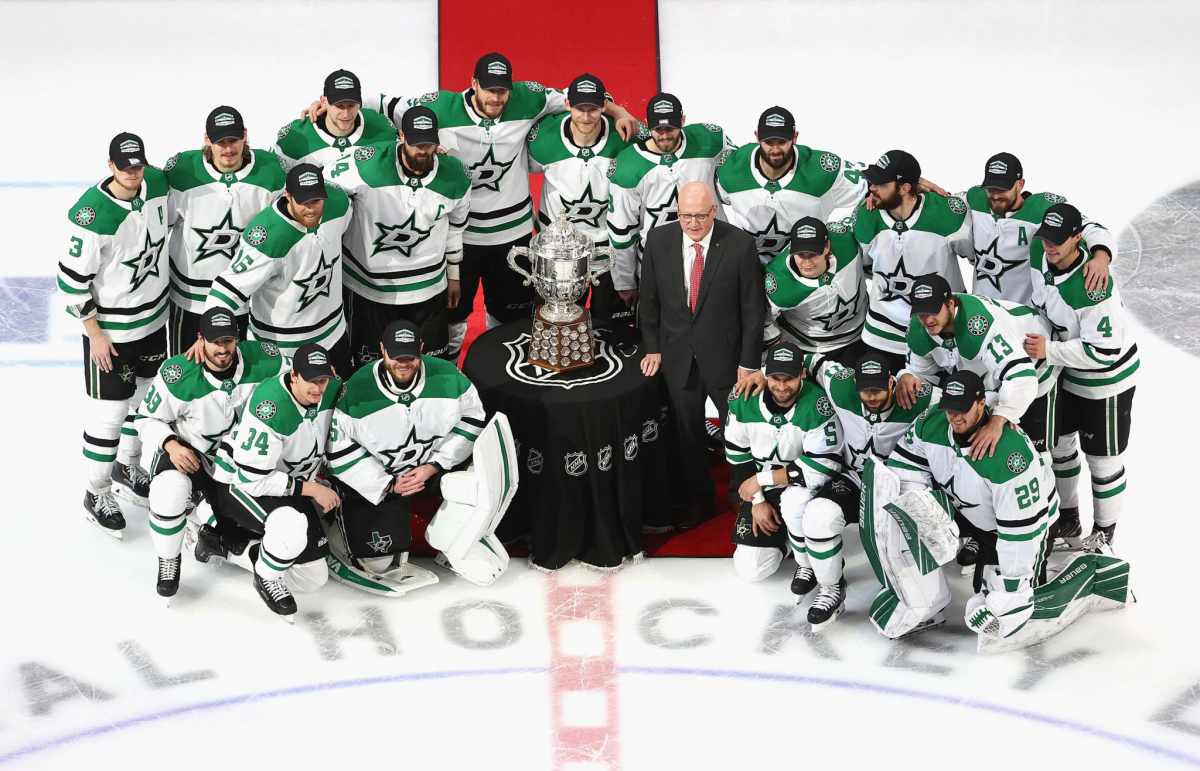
2,1,1199,768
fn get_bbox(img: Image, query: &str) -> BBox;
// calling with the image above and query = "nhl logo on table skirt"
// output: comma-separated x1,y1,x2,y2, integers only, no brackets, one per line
624,435,638,460
642,420,659,442
504,333,622,389
598,445,612,471
564,452,588,476
527,448,544,474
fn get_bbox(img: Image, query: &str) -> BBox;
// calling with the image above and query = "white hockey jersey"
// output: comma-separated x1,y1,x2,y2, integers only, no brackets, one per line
717,143,867,264
853,194,974,354
1029,244,1139,399
607,123,734,291
213,372,340,499
270,109,398,171
367,84,567,246
326,357,487,504
58,170,170,343
900,293,1058,426
134,340,290,472
327,144,472,305
164,149,287,313
527,112,631,243
205,187,353,353
888,409,1057,584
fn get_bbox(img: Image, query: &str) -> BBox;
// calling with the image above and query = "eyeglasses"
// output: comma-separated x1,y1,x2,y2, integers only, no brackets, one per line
678,213,711,223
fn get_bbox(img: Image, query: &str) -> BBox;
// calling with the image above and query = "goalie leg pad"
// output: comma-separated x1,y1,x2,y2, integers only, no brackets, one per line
148,470,193,559
886,489,961,569
733,544,784,582
324,520,440,596
434,533,509,586
82,397,128,493
288,559,329,594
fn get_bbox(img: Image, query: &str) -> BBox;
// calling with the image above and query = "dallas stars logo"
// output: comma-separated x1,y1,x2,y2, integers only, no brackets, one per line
939,475,978,513
559,183,606,228
191,209,243,262
848,435,877,472
813,292,860,332
282,442,322,478
379,426,442,472
646,187,679,229
467,147,514,192
752,214,789,259
372,212,433,257
367,531,393,554
122,230,164,291
200,416,237,456
292,253,337,311
118,364,135,384
880,256,916,302
973,238,1025,293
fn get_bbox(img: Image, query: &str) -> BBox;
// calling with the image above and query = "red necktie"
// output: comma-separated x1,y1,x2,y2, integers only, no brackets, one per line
689,242,704,312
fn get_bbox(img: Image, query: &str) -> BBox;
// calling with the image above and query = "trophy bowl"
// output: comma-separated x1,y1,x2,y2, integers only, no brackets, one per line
508,214,613,371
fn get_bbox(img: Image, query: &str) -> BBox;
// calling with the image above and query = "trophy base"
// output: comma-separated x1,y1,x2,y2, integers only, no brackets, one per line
529,310,596,372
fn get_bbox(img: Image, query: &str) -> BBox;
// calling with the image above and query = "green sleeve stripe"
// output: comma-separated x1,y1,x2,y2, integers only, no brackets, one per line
121,426,138,436
57,277,90,293
330,455,368,474
209,288,241,309
451,427,479,441
726,452,753,463
1005,370,1036,380
997,522,1048,542
1063,360,1139,387
213,456,236,473
1083,343,1111,365
864,321,906,344
886,459,922,473
170,280,208,302
797,455,837,478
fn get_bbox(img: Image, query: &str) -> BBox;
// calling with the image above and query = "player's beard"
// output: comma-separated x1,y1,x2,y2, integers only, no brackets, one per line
113,172,142,193
403,145,435,174
873,188,903,211
205,348,234,371
763,147,794,170
988,190,1019,215
652,131,681,154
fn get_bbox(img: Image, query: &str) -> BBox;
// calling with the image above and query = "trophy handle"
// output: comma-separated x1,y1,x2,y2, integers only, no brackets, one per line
507,246,536,287
588,245,615,285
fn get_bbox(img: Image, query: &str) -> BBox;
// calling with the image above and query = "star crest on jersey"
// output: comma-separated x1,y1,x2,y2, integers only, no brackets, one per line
254,400,277,420
122,230,164,291
973,238,1026,293
716,147,734,167
245,225,268,247
813,293,860,332
764,273,779,295
880,256,917,302
1043,192,1067,204
372,212,433,257
467,147,515,192
702,123,722,133
379,426,438,472
524,81,545,92
819,153,840,173
277,124,291,141
191,209,243,263
419,91,438,104
260,341,279,356
559,182,607,228
940,476,978,512
282,442,322,477
646,187,679,229
200,416,237,456
162,364,183,384
827,220,848,234
74,206,96,226
834,367,854,380
367,531,392,554
752,214,790,259
816,396,834,417
1007,452,1028,474
966,314,989,336
917,383,932,396
354,146,375,162
1086,284,1108,302
606,159,619,179
948,196,967,215
164,153,179,172
292,253,338,311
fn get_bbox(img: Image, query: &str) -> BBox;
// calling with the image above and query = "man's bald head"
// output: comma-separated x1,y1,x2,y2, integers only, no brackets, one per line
678,182,717,242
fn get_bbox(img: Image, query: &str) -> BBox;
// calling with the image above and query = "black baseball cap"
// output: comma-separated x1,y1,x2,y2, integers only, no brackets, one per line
402,106,439,146
863,150,921,186
789,217,828,255
646,93,683,129
1034,203,1084,246
205,106,245,143
292,343,337,381
474,53,513,91
109,132,148,170
909,274,954,316
286,164,328,203
382,320,421,359
853,353,893,392
757,106,795,141
765,342,804,378
980,152,1023,190
567,74,607,108
938,370,986,414
199,308,239,342
323,69,362,105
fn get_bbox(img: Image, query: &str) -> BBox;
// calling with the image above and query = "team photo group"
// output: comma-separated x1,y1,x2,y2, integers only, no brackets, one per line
58,51,1135,651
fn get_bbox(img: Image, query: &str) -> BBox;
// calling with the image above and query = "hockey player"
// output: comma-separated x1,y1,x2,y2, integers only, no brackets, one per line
212,343,342,621
134,308,289,600
1024,203,1139,547
326,106,471,370
717,107,867,265
896,274,1059,462
608,93,734,308
200,163,354,375
964,153,1114,304
165,106,286,354
325,321,486,591
527,74,634,321
314,53,638,356
855,151,973,370
272,70,397,171
725,344,855,630
763,217,867,362
59,132,169,536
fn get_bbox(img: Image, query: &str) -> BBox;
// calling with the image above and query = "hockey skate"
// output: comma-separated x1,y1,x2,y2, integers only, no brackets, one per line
791,565,817,599
251,546,296,623
194,524,249,564
807,577,847,632
84,491,126,539
896,612,946,639
111,462,151,506
1053,506,1084,551
157,556,181,604
1081,523,1117,554
957,537,979,577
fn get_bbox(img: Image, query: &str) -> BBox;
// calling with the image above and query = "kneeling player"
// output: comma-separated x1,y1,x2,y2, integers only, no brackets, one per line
135,309,288,601
326,321,487,592
213,344,341,622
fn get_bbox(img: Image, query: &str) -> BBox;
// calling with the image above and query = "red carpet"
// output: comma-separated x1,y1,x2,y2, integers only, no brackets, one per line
414,0,735,558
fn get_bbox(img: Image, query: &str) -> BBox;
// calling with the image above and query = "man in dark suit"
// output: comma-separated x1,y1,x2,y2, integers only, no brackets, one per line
640,181,766,528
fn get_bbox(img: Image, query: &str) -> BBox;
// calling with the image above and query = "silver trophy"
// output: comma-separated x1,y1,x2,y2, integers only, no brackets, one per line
507,214,613,371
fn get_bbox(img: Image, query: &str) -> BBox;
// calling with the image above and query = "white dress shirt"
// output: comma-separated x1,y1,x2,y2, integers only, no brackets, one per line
682,226,715,299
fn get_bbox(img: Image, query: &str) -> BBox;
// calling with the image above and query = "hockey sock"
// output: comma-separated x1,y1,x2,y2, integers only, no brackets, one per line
1051,434,1081,509
254,506,308,581
447,321,468,359
802,497,846,584
1087,454,1126,528
787,530,811,568
83,397,128,493
147,470,191,559
116,377,152,466
807,536,844,584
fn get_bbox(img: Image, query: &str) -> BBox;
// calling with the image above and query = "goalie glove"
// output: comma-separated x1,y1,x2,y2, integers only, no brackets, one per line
965,567,1034,639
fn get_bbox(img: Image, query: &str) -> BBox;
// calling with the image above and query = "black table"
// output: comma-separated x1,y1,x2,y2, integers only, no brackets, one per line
463,320,670,570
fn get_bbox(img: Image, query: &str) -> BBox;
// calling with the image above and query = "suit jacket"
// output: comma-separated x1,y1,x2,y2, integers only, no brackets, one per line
640,220,765,390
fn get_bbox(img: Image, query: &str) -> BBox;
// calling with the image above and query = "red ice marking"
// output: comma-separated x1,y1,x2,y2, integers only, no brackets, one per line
546,576,620,770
